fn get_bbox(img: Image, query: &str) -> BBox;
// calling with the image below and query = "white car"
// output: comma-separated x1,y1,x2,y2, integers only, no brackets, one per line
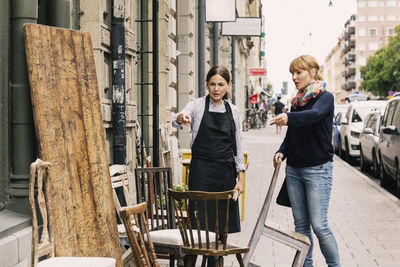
339,101,387,164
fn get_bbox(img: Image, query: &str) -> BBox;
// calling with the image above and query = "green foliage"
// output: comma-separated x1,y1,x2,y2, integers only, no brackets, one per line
173,183,188,192
172,183,188,210
361,25,400,97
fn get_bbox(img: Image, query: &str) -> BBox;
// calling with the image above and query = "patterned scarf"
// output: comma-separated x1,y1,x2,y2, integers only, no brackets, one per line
291,81,327,109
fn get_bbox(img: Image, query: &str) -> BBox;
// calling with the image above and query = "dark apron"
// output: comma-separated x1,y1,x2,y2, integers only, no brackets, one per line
188,95,240,233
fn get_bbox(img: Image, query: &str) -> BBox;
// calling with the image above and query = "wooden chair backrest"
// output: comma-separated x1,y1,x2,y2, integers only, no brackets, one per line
168,189,234,253
111,173,133,222
120,203,160,267
29,159,54,267
135,167,175,231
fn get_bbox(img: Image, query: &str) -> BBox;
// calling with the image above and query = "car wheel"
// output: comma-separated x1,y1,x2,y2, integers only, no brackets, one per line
360,147,368,172
333,138,339,155
338,139,344,158
379,154,388,187
339,147,345,159
372,152,379,179
345,140,353,165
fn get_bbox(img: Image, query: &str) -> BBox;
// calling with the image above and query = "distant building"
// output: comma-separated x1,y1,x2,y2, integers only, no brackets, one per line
355,0,400,90
321,36,346,103
342,15,356,92
323,0,400,102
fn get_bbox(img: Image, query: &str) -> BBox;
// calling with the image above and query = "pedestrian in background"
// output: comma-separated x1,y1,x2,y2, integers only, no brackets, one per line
172,65,245,266
270,55,341,267
272,96,285,133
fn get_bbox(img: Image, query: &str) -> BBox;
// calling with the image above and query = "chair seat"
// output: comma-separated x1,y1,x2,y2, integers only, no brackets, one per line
264,220,311,245
182,242,249,257
145,229,216,246
37,257,116,267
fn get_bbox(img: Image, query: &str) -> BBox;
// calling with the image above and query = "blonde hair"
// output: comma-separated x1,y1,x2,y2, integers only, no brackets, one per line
289,55,323,81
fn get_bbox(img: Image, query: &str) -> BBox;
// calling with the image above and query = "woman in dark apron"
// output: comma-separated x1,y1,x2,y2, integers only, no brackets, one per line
173,66,245,266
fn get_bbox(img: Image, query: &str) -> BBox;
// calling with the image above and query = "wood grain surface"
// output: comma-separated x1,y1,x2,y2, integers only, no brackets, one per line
24,23,122,267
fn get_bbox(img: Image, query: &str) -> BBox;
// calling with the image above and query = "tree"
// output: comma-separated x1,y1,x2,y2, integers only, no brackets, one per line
360,25,400,97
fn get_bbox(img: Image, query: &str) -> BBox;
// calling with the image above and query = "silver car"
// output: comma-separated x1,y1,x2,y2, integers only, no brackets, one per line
378,95,400,194
339,101,387,164
359,111,383,178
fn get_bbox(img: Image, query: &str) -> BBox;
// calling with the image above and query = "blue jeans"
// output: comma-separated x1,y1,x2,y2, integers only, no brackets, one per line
286,161,340,267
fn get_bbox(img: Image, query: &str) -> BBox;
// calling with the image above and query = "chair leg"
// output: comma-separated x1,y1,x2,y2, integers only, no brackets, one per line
292,246,309,267
177,257,184,267
201,256,207,267
169,254,175,267
236,253,245,267
184,255,196,267
217,256,223,267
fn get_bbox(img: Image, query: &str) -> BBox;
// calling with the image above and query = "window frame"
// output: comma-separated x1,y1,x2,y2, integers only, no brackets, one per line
369,27,378,36
383,101,397,127
392,100,400,129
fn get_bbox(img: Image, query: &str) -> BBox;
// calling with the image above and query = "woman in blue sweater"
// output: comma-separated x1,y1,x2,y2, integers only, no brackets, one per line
270,55,341,267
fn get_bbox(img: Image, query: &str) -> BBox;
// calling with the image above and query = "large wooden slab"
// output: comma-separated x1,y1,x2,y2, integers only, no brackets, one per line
24,23,121,267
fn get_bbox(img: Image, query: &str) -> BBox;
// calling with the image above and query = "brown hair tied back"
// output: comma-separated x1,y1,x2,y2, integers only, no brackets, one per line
289,55,323,81
206,66,231,100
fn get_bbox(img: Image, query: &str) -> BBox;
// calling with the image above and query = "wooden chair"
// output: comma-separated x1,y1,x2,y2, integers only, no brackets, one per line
109,166,137,267
243,161,311,267
29,159,116,267
135,167,184,266
120,202,160,267
168,189,249,267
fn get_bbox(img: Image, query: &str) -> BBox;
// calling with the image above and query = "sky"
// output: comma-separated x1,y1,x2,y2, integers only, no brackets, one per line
262,0,357,96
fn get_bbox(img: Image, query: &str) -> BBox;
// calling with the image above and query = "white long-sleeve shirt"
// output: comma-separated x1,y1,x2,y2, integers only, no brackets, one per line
172,96,245,173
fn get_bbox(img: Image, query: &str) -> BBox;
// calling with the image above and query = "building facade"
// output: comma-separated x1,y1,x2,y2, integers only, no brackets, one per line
342,15,357,93
323,0,400,102
355,0,400,90
321,38,346,103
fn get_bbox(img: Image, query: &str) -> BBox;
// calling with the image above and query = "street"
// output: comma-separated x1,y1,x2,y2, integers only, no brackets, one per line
225,124,400,267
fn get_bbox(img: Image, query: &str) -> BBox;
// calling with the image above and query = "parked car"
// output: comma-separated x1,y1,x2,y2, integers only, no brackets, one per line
339,101,387,164
359,110,383,178
345,92,370,103
378,95,400,193
332,104,349,154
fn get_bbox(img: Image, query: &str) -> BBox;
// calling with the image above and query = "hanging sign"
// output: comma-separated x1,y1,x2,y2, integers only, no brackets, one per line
222,17,262,36
250,94,258,104
250,68,267,76
206,0,236,22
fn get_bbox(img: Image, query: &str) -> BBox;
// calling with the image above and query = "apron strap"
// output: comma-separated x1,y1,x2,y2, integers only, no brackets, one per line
224,101,237,156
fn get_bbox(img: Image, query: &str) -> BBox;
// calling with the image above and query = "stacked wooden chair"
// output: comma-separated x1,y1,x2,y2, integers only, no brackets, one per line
120,202,160,267
29,159,116,267
111,166,184,266
168,189,249,267
109,165,137,266
134,167,184,266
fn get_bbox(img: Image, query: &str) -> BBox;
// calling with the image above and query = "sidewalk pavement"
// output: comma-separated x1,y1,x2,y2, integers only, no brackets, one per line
162,124,400,266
